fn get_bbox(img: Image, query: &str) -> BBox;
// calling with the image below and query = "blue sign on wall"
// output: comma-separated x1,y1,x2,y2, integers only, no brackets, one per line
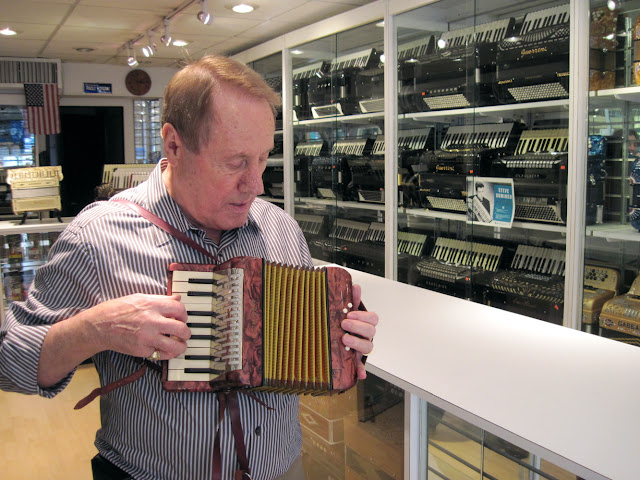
84,83,112,94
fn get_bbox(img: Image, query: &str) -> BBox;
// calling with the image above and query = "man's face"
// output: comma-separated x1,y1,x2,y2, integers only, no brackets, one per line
477,186,485,199
170,84,275,234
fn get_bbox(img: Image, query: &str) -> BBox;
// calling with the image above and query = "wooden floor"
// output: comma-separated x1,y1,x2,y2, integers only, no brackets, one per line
0,363,101,480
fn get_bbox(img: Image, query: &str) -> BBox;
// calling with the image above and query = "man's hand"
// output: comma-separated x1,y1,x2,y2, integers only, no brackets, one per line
88,293,191,361
37,293,191,388
341,284,378,380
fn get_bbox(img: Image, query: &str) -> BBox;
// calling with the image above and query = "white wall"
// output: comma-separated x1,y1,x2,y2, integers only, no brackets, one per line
0,62,178,164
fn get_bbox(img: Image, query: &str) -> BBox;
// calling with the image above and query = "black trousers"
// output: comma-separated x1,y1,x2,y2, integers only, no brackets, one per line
91,454,133,480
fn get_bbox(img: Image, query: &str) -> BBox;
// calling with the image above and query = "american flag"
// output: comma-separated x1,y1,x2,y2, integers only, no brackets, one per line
24,83,61,135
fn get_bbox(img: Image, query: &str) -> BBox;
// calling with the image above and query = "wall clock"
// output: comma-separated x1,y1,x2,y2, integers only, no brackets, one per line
125,69,152,96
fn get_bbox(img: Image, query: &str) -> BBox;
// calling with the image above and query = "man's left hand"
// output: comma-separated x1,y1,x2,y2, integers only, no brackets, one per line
341,284,378,380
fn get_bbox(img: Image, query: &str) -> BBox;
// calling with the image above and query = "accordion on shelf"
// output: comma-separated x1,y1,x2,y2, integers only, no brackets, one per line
163,256,359,395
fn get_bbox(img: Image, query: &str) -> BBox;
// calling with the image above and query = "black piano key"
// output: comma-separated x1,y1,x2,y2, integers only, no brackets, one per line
187,310,217,316
186,322,220,329
185,355,223,361
188,291,223,298
185,368,226,374
188,278,219,285
190,334,220,341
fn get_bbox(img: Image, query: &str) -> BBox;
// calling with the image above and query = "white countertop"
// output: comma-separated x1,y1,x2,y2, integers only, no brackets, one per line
0,217,73,236
347,268,640,480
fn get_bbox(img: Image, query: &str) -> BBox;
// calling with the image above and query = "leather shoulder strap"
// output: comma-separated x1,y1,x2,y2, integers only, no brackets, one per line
112,198,218,262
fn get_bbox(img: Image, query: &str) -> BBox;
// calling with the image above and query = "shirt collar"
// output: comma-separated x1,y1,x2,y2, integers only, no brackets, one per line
144,160,260,239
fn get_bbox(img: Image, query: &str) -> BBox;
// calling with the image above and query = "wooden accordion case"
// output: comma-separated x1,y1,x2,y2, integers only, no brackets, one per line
163,256,359,395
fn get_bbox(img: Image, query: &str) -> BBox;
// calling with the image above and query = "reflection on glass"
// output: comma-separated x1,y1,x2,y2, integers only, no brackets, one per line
426,403,578,480
301,372,404,479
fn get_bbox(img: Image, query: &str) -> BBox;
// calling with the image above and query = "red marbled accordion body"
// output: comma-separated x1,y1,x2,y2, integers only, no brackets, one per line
162,256,358,395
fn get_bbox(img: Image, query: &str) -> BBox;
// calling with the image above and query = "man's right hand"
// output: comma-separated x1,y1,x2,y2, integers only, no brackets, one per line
37,293,191,388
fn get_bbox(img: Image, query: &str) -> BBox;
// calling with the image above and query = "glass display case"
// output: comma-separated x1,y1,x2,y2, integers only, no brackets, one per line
285,21,405,479
252,52,285,208
291,22,387,277
0,106,35,218
394,0,573,329
585,0,640,346
0,218,70,324
392,1,577,477
234,0,638,477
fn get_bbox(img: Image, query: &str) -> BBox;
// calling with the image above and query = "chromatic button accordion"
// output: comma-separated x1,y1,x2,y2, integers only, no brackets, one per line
163,256,360,394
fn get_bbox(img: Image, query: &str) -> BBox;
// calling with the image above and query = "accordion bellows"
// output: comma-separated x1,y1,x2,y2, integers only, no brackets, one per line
163,256,358,395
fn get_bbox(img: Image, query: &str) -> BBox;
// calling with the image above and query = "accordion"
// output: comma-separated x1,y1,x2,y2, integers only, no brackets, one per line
163,256,359,395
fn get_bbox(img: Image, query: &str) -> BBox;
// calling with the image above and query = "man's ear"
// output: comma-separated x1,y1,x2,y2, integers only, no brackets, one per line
162,123,182,164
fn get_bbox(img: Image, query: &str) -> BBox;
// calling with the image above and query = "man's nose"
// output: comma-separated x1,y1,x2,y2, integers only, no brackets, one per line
242,165,264,195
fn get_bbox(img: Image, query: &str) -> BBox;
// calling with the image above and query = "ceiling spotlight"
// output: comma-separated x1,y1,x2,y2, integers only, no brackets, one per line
437,38,447,49
161,18,172,47
127,42,138,67
0,27,17,36
198,0,212,25
142,30,156,57
173,39,189,47
232,4,254,13
607,0,617,10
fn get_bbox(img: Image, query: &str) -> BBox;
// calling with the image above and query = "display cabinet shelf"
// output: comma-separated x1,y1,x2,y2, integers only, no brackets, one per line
596,85,640,102
587,223,640,242
296,197,385,212
403,99,570,124
294,111,384,127
402,207,569,233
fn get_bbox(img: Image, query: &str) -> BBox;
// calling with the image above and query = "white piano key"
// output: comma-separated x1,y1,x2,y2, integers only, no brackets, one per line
169,358,216,370
167,370,215,382
172,270,226,283
187,314,217,323
186,338,215,348
189,327,217,337
172,281,224,293
180,346,220,357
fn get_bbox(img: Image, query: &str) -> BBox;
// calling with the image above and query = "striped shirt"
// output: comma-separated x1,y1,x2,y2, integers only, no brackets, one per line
0,162,313,480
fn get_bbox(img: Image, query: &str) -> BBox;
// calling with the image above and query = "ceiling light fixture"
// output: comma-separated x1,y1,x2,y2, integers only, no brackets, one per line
0,27,17,36
142,30,156,57
197,0,212,25
173,39,189,47
127,42,138,67
232,4,254,13
75,47,94,53
161,18,172,47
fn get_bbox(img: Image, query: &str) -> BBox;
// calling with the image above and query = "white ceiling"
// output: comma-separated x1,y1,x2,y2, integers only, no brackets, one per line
0,0,377,68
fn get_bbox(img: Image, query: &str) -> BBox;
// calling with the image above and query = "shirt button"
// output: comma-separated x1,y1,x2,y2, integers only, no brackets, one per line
255,426,261,436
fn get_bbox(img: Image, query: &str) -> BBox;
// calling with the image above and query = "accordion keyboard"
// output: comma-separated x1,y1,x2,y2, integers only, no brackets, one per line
490,245,565,302
441,123,516,151
416,237,503,283
167,269,244,382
